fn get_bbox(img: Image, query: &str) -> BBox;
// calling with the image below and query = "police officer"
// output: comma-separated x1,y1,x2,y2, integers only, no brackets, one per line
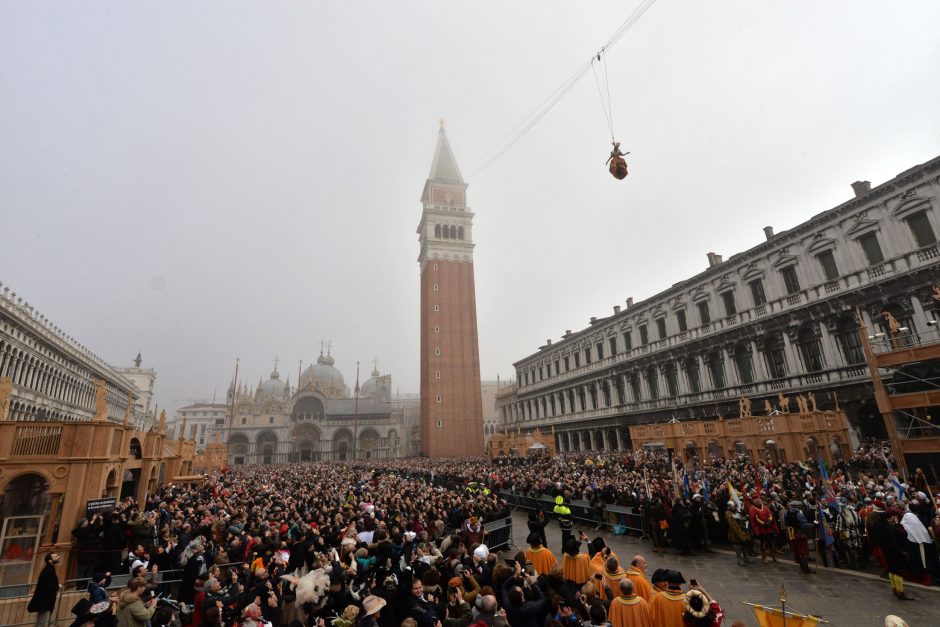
553,495,573,552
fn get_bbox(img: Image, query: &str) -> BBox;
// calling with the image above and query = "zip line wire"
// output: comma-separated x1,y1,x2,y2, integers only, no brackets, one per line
467,0,660,177
592,49,615,141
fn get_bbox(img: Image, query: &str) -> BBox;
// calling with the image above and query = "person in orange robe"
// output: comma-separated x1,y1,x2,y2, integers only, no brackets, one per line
589,538,619,575
608,579,653,627
598,557,626,602
561,539,591,586
625,555,654,602
524,532,557,575
648,571,687,627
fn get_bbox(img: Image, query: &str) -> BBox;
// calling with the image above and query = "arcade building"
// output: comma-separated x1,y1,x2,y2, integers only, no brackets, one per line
0,281,214,588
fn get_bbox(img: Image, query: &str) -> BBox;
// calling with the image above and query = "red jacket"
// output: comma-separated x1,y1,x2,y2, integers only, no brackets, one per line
191,589,206,626
749,505,776,536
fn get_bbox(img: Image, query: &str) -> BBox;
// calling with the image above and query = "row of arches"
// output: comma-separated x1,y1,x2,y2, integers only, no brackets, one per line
0,336,129,421
677,434,847,464
521,297,931,393
434,224,465,240
507,307,916,424
227,427,400,464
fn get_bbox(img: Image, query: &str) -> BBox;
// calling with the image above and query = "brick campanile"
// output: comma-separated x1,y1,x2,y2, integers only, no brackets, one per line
417,123,484,457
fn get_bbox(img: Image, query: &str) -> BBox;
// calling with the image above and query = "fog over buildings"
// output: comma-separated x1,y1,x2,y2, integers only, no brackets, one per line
1,1,938,416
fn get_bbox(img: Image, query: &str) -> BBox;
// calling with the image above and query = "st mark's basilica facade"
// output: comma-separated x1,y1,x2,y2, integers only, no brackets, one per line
221,351,415,464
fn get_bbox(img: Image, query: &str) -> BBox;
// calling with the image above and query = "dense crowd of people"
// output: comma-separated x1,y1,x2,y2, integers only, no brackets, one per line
34,438,934,627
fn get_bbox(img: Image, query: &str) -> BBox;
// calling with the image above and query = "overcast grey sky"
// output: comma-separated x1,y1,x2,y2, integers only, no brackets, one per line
2,1,939,414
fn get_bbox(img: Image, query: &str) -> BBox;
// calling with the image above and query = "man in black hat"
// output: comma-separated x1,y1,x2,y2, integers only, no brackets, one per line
649,569,668,593
649,570,686,626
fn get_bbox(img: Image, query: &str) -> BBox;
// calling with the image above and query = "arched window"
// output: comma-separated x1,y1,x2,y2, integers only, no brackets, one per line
629,372,642,401
449,225,458,239
588,384,598,409
442,225,449,239
457,226,464,240
706,351,726,389
797,326,825,372
764,335,787,379
434,224,442,238
836,316,864,365
663,363,679,397
685,358,702,393
763,334,788,379
646,366,659,400
733,342,754,384
2,473,50,519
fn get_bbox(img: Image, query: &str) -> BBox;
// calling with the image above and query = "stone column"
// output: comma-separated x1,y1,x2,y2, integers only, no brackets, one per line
601,430,610,450
910,294,931,333
750,340,769,381
781,332,800,376
817,322,839,369
723,347,741,387
674,361,689,396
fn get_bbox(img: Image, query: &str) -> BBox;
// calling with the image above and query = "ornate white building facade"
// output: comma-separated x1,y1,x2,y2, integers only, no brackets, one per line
220,352,414,464
500,157,940,459
0,281,153,430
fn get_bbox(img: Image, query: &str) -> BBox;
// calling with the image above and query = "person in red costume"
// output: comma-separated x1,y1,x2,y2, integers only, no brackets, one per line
748,496,778,563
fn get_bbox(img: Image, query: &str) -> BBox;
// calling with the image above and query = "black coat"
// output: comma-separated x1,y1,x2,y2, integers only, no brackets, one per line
28,563,59,613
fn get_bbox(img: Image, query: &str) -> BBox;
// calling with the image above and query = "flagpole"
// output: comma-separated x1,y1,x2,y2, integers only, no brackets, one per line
353,361,360,461
227,357,239,442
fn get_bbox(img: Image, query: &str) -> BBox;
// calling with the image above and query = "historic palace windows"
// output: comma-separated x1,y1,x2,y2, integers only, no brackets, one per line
696,301,711,326
721,291,736,316
748,278,767,306
780,265,801,295
857,231,884,266
816,249,840,281
906,210,936,248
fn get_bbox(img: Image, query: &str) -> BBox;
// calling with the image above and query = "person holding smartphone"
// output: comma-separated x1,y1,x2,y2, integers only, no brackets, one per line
681,581,723,627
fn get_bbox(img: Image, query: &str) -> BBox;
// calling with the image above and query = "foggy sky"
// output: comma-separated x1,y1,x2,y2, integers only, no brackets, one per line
2,1,939,415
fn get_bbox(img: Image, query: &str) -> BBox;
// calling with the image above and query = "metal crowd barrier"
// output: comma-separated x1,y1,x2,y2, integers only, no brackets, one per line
0,561,247,627
496,491,650,539
605,505,649,539
483,516,513,553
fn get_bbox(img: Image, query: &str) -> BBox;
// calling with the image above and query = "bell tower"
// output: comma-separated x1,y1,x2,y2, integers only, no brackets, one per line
417,122,484,457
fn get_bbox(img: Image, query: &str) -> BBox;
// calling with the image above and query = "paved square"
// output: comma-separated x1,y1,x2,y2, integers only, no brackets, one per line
508,511,940,625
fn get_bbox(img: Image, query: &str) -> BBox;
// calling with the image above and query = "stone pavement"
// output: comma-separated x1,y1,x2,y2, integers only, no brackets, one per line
506,511,940,626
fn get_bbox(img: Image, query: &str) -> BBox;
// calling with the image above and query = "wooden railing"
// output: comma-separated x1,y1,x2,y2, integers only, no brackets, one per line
11,425,62,456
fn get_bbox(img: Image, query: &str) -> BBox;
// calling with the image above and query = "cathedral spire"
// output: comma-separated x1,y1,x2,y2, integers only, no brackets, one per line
428,121,464,184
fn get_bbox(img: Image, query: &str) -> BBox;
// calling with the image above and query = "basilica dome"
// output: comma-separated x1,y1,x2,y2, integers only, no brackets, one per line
360,368,381,398
300,353,346,397
259,370,286,397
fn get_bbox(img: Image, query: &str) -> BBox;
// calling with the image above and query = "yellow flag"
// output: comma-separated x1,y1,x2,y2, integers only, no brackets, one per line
752,605,822,627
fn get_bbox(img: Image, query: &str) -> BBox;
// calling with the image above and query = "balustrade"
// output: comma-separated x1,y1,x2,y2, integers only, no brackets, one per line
11,425,62,456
